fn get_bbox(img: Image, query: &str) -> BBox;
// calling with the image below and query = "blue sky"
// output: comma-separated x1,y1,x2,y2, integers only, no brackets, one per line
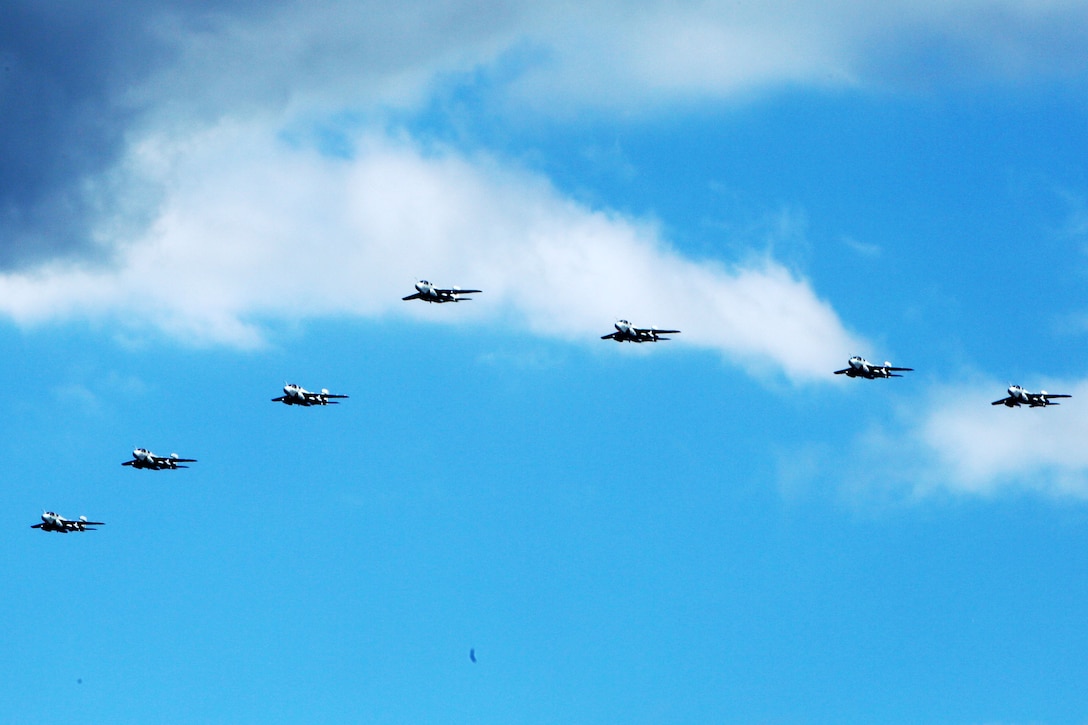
3,1,1088,722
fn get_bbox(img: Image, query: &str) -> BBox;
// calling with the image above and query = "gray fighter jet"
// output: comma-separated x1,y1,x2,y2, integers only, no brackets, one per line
272,383,349,406
992,385,1071,408
402,280,481,303
122,448,197,470
32,511,104,533
834,356,913,379
601,319,680,343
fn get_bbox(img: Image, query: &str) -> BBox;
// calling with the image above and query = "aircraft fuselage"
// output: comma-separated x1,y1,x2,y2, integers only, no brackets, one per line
34,512,100,533
280,384,329,405
127,448,190,469
837,356,910,379
1000,385,1058,407
605,320,676,343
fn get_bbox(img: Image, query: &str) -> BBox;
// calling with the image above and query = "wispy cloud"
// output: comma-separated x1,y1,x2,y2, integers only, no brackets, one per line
841,236,883,258
855,377,1088,499
0,124,862,381
476,0,1088,112
1057,190,1088,241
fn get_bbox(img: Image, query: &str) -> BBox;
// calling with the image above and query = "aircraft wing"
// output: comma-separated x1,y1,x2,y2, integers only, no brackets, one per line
601,332,619,340
168,458,197,463
991,397,1014,406
885,367,913,372
121,460,136,466
30,523,43,528
80,521,106,527
402,293,423,301
438,288,481,295
324,394,349,399
1044,394,1072,399
635,328,680,334
833,368,851,375
271,396,287,402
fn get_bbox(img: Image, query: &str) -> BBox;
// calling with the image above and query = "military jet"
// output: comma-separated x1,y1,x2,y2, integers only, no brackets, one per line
991,385,1071,408
272,383,349,406
31,511,104,533
122,448,197,470
834,356,913,379
601,320,680,343
402,280,481,303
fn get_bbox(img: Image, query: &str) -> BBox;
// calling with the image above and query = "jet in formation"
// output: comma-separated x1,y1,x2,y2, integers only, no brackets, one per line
991,385,1071,408
601,320,680,343
31,511,104,533
834,356,913,379
273,383,349,406
402,280,481,304
122,448,197,470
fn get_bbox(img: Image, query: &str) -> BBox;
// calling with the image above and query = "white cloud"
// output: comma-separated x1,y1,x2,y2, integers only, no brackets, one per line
858,378,1088,499
9,0,1086,387
0,123,862,382
12,0,1088,273
133,0,522,125
123,0,1088,124
920,379,1088,497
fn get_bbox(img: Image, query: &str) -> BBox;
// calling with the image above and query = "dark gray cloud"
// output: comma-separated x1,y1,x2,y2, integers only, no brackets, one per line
4,0,1088,273
0,0,515,269
0,1,266,269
